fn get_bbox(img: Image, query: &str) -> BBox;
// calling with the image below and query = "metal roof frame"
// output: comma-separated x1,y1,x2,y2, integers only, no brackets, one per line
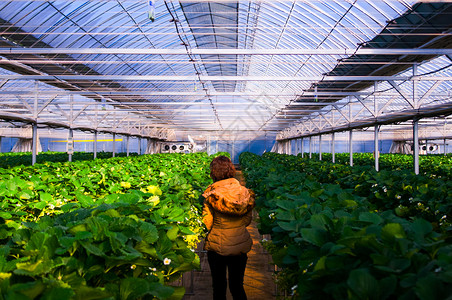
0,0,450,142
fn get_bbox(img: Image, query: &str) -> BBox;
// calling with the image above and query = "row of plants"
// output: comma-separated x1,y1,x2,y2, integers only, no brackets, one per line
240,152,452,299
0,152,136,169
0,152,222,299
306,152,452,178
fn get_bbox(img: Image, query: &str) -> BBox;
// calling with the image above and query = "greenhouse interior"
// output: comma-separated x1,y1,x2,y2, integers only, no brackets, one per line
0,0,451,299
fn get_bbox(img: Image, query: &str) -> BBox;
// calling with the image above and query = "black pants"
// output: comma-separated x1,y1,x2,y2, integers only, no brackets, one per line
207,251,248,300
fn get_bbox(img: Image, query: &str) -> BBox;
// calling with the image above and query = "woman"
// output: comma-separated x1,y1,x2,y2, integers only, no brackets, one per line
202,155,255,300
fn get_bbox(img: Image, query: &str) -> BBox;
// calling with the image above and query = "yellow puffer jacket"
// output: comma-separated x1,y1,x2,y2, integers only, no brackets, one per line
202,178,255,256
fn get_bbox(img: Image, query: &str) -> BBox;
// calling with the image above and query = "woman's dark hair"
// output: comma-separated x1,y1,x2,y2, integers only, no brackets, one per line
210,156,235,182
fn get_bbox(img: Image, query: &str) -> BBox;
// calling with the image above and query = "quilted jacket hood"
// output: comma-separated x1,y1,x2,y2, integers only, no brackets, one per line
202,178,255,216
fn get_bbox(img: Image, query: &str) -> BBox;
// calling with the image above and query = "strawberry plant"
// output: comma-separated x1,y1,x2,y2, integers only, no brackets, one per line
0,152,220,299
240,152,452,299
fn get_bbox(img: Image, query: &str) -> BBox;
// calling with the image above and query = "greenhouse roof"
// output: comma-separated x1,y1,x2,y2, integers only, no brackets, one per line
0,0,451,141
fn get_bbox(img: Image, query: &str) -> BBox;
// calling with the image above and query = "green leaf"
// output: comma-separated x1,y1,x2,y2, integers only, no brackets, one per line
119,278,174,300
80,241,105,257
382,223,406,241
166,226,179,241
415,275,442,300
412,219,432,241
75,231,94,240
313,256,326,271
61,203,79,213
0,212,12,219
41,286,74,300
76,192,95,207
166,286,185,300
8,281,45,299
39,192,53,202
33,201,47,210
276,200,297,210
18,190,32,200
73,286,114,300
277,221,297,232
310,214,332,231
140,222,158,244
300,228,326,247
347,268,379,299
379,275,397,300
359,212,383,225
14,260,53,276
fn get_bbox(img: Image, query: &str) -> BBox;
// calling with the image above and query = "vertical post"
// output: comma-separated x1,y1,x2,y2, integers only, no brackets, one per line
374,125,379,172
413,119,420,175
215,138,218,154
297,139,301,155
138,137,141,155
32,123,38,165
319,135,322,161
373,81,379,172
413,63,419,174
68,128,73,162
347,95,354,166
413,63,418,110
301,138,304,158
32,80,39,165
112,133,116,157
93,131,98,159
309,136,312,159
232,139,235,163
332,132,335,163
126,135,130,157
444,138,447,156
349,130,353,166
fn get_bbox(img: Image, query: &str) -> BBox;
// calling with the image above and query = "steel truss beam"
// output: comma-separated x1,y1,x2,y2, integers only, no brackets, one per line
0,75,450,81
278,102,452,141
0,111,173,139
1,48,451,56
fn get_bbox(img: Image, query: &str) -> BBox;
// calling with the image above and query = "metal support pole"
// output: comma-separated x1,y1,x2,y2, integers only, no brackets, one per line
112,133,116,157
215,138,218,154
413,119,420,175
349,130,353,167
374,125,379,172
319,135,322,161
332,132,335,163
232,140,235,163
444,138,447,156
309,136,312,159
301,138,304,158
32,80,38,166
32,123,38,165
138,137,141,155
93,131,98,159
126,135,130,157
68,128,73,162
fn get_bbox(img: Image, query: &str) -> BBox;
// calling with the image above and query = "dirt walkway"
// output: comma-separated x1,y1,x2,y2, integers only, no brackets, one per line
181,170,276,300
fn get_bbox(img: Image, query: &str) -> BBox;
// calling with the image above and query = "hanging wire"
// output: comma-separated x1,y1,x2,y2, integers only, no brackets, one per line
163,0,223,130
